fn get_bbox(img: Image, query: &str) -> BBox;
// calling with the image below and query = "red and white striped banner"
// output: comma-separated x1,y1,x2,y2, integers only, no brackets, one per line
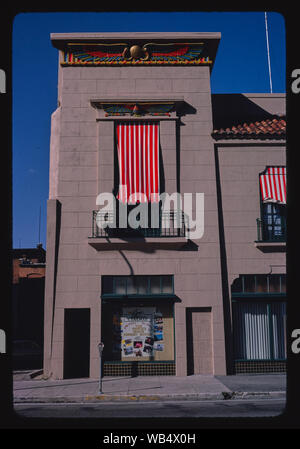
116,122,160,204
259,166,286,204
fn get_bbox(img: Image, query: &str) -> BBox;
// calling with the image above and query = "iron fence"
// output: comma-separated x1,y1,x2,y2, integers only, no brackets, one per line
91,210,187,238
256,217,286,242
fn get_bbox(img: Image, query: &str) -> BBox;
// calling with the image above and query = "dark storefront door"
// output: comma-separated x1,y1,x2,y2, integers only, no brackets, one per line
63,308,90,379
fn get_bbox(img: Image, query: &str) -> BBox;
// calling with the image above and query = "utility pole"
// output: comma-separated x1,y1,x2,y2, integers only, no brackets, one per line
38,205,41,245
265,12,273,93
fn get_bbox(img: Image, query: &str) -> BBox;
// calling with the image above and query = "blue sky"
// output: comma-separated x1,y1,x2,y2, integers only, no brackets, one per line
12,11,286,249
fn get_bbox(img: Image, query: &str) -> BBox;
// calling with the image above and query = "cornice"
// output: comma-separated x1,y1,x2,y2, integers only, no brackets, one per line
51,32,220,68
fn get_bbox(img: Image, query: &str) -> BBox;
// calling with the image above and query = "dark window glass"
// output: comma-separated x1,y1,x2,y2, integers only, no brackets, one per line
150,276,161,294
161,275,173,293
256,274,268,293
268,275,281,293
231,277,243,293
280,275,286,293
115,277,126,295
102,275,173,295
126,276,138,295
231,274,286,295
102,276,113,294
136,276,148,294
243,275,256,293
262,203,286,241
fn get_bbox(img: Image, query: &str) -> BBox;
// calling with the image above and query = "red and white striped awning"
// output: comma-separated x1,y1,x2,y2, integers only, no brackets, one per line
259,166,286,204
116,122,160,204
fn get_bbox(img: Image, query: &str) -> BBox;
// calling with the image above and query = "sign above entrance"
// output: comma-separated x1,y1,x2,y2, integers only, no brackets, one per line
61,42,212,66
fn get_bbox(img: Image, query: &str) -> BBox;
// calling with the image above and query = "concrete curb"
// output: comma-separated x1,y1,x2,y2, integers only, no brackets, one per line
13,391,286,404
222,391,286,400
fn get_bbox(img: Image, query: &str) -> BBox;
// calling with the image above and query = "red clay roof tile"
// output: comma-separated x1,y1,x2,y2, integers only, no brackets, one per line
212,116,286,140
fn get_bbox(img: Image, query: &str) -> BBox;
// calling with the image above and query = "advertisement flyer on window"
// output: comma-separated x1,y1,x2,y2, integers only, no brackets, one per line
120,307,164,358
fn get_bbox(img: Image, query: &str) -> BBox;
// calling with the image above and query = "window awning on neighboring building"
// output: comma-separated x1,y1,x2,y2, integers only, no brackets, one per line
116,122,160,204
259,166,286,204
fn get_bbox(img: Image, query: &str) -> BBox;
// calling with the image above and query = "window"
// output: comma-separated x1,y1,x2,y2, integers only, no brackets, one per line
101,275,175,364
231,274,287,362
102,301,175,363
102,275,174,296
232,274,286,295
90,117,187,239
258,166,286,242
233,301,286,361
261,203,286,241
115,121,160,204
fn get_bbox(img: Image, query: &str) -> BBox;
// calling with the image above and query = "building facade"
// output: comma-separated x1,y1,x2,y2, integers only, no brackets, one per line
212,94,286,374
44,32,286,379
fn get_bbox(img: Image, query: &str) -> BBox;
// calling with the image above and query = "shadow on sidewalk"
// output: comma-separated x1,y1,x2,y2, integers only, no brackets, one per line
14,379,98,390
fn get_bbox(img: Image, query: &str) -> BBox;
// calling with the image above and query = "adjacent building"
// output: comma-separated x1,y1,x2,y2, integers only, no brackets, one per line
44,32,286,379
12,245,46,368
212,94,286,374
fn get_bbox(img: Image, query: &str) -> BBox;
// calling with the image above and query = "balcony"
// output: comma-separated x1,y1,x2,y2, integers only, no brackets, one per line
255,218,286,252
88,210,188,250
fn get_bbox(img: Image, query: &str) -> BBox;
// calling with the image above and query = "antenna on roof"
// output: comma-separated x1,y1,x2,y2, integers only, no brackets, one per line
264,12,273,93
38,205,41,245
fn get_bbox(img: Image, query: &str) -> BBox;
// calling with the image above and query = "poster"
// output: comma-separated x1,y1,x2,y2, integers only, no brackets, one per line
112,313,122,353
112,307,165,358
153,311,164,342
121,307,161,358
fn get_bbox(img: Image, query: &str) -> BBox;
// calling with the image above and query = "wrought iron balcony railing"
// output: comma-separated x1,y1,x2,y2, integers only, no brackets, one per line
256,217,286,242
91,210,187,238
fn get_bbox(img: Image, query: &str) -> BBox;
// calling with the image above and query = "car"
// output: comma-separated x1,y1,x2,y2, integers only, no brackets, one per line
12,340,43,370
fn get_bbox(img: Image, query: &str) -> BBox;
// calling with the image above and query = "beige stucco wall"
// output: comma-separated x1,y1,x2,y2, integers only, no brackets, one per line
217,142,286,287
44,44,227,379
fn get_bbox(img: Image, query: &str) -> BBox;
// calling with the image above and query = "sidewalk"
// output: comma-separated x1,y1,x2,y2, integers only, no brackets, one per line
13,372,286,403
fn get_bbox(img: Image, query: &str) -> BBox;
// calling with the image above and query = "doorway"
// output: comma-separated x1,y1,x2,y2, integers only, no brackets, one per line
63,308,90,379
186,307,213,375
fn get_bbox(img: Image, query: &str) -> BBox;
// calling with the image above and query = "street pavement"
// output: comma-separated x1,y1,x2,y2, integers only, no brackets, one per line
13,371,286,404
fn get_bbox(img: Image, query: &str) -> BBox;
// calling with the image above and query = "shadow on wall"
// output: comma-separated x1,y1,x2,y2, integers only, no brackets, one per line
211,94,283,131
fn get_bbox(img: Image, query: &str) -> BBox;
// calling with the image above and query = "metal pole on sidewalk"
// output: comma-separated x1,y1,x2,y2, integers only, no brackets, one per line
98,342,104,394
